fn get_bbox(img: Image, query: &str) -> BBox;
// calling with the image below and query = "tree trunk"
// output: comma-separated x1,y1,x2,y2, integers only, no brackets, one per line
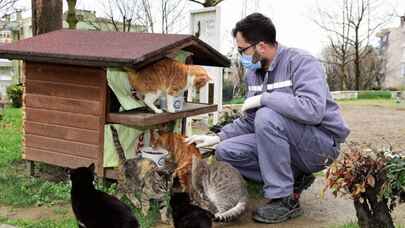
340,64,345,91
354,185,395,228
354,199,372,228
66,0,78,29
32,0,63,36
354,27,361,90
203,0,223,7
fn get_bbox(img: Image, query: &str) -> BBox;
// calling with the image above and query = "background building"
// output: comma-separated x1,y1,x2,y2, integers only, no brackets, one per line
377,16,405,90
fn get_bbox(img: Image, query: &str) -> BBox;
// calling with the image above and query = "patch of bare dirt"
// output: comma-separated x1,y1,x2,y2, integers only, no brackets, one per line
166,102,405,227
0,204,72,221
156,177,405,228
340,103,405,151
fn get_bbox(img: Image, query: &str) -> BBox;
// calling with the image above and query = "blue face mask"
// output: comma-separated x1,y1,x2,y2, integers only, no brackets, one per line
240,54,261,71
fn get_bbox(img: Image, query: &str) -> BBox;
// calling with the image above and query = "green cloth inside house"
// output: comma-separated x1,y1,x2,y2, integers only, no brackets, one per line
103,123,144,168
104,68,145,167
103,52,191,167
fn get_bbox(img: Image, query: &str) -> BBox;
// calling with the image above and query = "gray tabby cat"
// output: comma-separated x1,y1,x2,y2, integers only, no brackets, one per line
190,156,248,222
109,125,173,224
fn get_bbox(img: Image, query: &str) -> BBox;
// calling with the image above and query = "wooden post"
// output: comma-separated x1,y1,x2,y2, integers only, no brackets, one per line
27,161,35,177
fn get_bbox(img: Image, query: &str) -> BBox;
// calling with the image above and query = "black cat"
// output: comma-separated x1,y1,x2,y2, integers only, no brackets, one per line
170,192,213,228
69,164,139,228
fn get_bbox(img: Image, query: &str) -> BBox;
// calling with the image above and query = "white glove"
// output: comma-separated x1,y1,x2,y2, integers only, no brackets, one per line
240,95,262,116
185,135,220,148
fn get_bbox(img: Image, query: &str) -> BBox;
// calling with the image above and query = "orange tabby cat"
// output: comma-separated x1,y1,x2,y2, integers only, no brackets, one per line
125,58,210,113
151,130,202,191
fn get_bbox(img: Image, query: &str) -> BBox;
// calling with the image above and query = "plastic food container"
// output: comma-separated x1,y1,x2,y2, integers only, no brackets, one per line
140,147,168,168
159,96,184,112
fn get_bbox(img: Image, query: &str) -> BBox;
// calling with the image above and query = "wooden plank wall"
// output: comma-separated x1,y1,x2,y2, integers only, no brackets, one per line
23,61,107,176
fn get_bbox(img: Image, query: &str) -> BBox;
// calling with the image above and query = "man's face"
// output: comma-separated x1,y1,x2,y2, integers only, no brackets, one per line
235,32,264,64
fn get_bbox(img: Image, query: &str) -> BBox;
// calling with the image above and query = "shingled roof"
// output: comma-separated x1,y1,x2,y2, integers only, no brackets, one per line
0,29,230,68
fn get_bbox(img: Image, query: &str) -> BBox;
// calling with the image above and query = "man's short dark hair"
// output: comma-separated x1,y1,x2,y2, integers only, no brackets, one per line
232,13,276,45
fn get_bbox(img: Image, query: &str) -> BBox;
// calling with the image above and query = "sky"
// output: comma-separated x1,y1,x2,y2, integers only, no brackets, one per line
12,0,405,57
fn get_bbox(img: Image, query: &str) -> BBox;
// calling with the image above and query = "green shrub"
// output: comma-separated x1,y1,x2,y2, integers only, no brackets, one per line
6,83,23,108
357,90,392,99
224,97,244,104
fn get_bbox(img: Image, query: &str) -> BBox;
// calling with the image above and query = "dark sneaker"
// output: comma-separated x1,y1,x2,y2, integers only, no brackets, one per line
253,195,303,224
293,173,315,200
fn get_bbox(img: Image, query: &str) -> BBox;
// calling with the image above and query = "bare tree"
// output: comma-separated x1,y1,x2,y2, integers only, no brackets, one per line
0,0,18,16
137,0,154,32
136,0,187,34
32,0,63,36
358,46,384,89
95,0,186,34
188,0,224,7
160,0,187,34
321,46,346,91
313,0,391,90
315,0,353,90
99,0,139,32
322,44,383,90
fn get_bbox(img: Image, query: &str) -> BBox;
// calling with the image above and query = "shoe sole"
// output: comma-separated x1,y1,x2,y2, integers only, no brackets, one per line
252,207,303,224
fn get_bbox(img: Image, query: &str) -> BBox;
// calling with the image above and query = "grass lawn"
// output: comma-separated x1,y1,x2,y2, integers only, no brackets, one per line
337,98,405,109
224,93,405,110
0,108,160,227
0,108,70,207
0,216,77,228
224,97,244,105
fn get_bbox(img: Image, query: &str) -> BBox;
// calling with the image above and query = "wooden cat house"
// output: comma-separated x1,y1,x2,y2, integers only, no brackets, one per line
0,29,230,178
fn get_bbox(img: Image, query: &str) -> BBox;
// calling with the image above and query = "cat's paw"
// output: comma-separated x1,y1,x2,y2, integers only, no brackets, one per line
154,109,164,114
160,215,173,225
166,107,176,113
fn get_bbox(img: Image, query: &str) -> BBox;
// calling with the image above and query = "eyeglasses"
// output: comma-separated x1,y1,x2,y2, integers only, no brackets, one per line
238,42,258,55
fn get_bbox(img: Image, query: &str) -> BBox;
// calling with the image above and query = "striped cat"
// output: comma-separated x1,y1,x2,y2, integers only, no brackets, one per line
109,125,173,224
125,58,210,113
190,156,248,222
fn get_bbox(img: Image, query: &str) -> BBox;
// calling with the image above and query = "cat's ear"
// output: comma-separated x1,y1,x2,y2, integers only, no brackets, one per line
65,168,71,176
88,163,95,172
150,129,160,147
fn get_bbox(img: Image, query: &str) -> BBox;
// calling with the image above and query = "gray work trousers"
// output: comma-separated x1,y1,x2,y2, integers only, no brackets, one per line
215,107,340,199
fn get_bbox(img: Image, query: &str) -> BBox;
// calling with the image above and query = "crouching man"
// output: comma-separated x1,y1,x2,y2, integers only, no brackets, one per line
187,13,350,224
